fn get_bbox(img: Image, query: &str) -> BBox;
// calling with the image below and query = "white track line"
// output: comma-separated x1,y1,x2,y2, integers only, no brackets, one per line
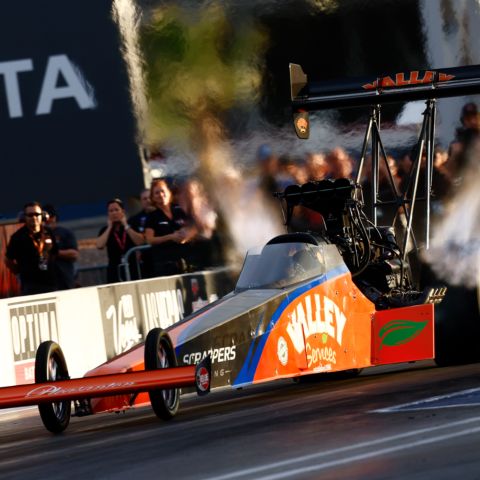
206,415,480,480
372,387,480,413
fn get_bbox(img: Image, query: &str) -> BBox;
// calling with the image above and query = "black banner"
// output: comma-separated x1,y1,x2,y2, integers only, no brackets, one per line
0,1,143,216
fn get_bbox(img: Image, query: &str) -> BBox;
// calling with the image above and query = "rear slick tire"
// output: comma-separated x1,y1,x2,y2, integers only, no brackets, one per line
35,341,71,434
144,328,180,420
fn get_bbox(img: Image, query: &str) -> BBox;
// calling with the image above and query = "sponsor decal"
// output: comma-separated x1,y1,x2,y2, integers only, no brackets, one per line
306,344,336,369
379,319,428,350
362,71,455,90
0,54,96,119
26,382,135,398
183,346,236,365
190,277,218,312
9,299,59,361
98,273,230,359
140,288,184,331
98,286,143,358
196,367,210,392
286,293,346,370
105,294,142,356
277,336,288,366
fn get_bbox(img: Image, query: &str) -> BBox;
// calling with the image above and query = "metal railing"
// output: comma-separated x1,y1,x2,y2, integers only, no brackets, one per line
118,244,152,282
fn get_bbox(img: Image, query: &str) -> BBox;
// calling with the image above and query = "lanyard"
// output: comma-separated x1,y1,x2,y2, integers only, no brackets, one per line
113,228,127,252
30,230,46,256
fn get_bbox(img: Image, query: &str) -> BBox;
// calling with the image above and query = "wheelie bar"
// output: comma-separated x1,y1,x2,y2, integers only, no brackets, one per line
0,358,211,409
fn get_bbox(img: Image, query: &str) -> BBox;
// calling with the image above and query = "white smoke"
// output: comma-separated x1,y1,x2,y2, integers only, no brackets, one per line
419,0,480,289
112,0,151,184
424,147,480,288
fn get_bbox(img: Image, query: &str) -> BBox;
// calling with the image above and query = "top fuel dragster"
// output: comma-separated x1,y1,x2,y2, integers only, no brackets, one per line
1,63,479,433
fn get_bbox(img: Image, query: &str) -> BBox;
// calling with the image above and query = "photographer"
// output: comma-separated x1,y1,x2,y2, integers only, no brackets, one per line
5,201,58,295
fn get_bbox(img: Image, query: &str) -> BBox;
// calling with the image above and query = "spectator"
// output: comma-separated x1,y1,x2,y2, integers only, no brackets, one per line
178,177,220,269
400,146,452,202
43,204,79,290
397,152,413,187
289,157,309,185
128,188,154,278
325,147,354,179
276,155,309,186
433,144,449,172
305,151,329,181
277,155,296,189
361,155,401,225
431,145,453,201
145,178,197,276
128,188,154,234
5,201,58,295
256,143,280,195
96,198,144,283
449,102,480,176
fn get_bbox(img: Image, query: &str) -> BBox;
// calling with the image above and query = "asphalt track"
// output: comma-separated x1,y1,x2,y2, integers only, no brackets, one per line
1,361,480,480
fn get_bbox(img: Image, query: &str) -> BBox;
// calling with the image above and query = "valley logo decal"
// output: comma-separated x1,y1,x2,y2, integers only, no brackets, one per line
285,291,346,371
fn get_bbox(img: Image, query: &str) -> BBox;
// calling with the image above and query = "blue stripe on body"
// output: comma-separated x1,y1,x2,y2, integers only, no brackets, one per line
232,265,349,387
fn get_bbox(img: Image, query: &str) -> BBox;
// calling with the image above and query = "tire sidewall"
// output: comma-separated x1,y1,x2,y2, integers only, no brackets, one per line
144,328,180,419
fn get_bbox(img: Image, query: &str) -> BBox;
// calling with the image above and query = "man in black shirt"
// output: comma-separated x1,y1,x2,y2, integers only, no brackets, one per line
128,188,154,234
128,188,154,278
5,202,58,295
43,204,79,290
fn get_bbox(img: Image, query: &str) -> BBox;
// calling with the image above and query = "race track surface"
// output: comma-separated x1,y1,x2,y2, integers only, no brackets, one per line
1,361,480,480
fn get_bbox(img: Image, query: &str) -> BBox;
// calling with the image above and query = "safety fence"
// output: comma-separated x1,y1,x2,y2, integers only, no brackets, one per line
0,267,237,388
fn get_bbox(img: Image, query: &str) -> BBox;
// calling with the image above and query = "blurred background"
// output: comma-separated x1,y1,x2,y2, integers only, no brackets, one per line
1,0,479,300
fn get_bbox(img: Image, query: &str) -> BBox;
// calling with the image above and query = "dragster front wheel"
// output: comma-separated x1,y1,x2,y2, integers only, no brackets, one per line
35,341,71,433
144,328,180,420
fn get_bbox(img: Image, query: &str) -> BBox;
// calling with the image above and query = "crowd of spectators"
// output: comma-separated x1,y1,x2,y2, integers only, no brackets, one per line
4,101,478,295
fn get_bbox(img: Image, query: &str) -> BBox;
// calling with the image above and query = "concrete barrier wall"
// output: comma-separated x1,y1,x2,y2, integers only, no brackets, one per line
0,268,236,387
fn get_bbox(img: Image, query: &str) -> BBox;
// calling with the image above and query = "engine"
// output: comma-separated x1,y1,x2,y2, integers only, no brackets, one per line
278,178,429,309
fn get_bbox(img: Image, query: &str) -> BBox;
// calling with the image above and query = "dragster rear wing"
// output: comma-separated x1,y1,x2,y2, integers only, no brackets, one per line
290,63,480,111
288,61,480,253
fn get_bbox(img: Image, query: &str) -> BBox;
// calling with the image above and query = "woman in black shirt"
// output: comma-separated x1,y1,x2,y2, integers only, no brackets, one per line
96,198,144,283
145,179,196,276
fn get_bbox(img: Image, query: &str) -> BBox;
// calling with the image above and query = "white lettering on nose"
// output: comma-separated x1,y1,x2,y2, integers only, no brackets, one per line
323,297,336,339
286,294,347,352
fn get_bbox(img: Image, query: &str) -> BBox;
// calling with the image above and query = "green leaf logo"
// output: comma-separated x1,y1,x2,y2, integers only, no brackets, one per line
379,319,428,350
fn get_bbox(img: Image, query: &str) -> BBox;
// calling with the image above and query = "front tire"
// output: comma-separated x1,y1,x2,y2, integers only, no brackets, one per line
35,341,71,433
144,328,180,420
